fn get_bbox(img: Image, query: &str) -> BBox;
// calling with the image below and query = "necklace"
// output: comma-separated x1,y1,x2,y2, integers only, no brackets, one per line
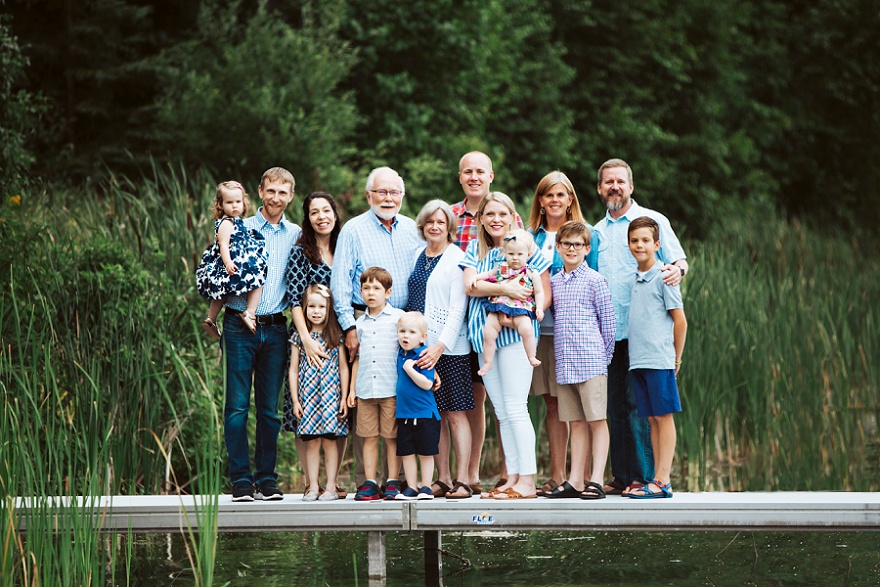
424,251,441,271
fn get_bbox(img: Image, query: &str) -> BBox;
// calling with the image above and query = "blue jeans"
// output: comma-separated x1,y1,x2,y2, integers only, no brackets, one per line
607,339,654,486
222,313,288,486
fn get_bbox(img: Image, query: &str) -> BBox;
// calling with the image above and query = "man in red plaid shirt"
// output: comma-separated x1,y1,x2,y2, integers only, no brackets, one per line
449,151,523,495
452,152,523,251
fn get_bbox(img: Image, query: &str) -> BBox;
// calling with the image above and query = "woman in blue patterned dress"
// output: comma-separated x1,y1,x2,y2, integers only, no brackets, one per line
196,181,267,338
289,284,350,501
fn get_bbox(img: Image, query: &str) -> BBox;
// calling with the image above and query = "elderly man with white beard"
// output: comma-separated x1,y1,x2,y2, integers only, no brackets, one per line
330,166,423,493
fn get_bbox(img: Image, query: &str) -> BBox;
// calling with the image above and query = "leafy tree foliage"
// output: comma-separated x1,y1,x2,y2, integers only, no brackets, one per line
339,0,574,210
3,0,879,233
151,0,359,195
0,16,45,192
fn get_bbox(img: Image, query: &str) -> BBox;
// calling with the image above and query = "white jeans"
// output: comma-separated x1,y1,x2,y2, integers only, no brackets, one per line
479,342,537,475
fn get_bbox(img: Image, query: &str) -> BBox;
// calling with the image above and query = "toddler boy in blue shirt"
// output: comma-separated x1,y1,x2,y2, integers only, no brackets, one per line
393,311,439,500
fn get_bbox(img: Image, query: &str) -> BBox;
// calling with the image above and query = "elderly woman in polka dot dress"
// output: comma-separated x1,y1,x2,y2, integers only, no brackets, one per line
405,200,474,499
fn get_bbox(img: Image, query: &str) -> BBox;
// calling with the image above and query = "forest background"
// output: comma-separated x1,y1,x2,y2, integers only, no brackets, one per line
2,0,879,500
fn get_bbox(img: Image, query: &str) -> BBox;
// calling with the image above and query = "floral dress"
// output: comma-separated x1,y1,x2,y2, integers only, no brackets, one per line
284,331,348,437
483,263,537,319
196,217,267,300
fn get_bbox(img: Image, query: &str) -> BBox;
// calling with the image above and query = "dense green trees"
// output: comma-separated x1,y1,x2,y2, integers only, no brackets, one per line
0,16,45,191
152,0,358,194
3,0,878,231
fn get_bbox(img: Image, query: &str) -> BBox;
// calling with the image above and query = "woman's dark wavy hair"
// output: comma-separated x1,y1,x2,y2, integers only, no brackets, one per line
296,192,341,264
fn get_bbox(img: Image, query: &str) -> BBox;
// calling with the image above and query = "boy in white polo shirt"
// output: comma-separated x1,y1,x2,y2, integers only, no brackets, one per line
626,217,687,499
349,267,405,501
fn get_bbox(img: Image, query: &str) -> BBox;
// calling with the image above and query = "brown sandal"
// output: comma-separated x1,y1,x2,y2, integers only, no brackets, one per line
430,480,452,498
445,481,473,500
202,318,221,340
536,479,559,497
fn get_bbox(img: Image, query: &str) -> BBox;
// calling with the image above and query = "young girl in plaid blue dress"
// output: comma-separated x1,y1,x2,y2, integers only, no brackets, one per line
289,284,350,501
196,181,267,338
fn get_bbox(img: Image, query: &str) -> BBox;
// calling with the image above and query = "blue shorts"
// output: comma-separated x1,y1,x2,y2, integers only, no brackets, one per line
396,417,441,456
630,369,681,417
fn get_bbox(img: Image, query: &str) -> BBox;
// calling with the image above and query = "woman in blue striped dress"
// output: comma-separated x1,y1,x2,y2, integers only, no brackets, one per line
460,192,551,500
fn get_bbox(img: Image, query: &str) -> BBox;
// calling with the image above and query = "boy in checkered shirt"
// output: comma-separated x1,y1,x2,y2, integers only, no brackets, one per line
546,221,616,500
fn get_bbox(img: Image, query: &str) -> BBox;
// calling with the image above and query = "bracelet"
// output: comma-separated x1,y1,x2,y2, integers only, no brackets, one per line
674,360,682,366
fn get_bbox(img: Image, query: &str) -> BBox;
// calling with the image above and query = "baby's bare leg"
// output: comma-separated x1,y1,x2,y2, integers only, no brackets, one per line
479,313,503,376
513,315,541,367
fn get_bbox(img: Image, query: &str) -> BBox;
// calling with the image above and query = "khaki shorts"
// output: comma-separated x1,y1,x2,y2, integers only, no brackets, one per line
557,375,607,422
356,396,398,438
530,336,564,397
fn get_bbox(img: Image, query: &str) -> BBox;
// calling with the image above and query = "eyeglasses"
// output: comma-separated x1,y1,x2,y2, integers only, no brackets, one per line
558,241,587,250
370,189,402,197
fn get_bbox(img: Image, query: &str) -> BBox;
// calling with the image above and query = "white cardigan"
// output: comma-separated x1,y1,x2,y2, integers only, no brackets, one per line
421,244,471,356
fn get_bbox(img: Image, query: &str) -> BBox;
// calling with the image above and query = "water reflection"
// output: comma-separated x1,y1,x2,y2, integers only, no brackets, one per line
121,530,880,586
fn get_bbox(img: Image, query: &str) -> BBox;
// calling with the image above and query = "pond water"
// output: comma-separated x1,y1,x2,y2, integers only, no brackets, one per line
122,529,880,586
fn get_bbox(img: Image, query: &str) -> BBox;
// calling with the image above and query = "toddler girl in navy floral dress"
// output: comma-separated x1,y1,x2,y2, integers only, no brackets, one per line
196,181,267,338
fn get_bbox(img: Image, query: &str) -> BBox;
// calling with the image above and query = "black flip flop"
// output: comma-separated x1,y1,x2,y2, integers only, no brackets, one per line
602,480,625,496
580,481,606,500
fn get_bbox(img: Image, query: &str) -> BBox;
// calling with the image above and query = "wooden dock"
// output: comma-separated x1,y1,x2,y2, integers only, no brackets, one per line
15,492,880,581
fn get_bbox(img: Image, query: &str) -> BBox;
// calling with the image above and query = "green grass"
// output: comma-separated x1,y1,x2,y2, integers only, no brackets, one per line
0,172,878,584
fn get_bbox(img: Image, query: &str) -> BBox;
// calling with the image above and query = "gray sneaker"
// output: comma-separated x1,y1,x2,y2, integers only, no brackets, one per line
318,490,339,501
302,490,319,502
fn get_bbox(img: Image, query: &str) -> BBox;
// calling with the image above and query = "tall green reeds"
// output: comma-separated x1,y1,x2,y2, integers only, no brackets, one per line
0,166,225,585
676,211,880,490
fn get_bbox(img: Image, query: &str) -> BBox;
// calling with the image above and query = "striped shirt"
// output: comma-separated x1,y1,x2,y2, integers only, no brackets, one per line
550,262,616,384
354,304,405,399
452,199,524,252
459,242,551,353
226,208,300,314
331,211,423,331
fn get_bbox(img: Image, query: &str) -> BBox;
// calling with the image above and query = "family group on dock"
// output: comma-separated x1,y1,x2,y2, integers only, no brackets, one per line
196,153,688,504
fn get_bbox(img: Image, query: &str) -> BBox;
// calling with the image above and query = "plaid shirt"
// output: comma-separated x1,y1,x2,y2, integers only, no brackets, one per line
550,262,616,384
452,199,524,252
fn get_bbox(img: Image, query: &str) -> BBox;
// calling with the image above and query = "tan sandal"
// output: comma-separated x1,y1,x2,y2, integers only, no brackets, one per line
240,311,257,334
202,318,221,340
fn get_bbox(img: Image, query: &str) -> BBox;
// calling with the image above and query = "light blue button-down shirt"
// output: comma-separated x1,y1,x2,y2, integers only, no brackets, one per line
226,208,300,315
331,211,423,331
354,304,405,399
593,200,686,341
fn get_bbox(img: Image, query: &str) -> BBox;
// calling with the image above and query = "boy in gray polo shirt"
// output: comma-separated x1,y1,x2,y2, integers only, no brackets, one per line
625,217,687,499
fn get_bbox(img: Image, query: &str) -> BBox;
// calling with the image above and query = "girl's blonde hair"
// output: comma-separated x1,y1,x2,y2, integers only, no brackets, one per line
302,284,342,348
475,191,518,260
502,229,537,257
212,181,250,220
